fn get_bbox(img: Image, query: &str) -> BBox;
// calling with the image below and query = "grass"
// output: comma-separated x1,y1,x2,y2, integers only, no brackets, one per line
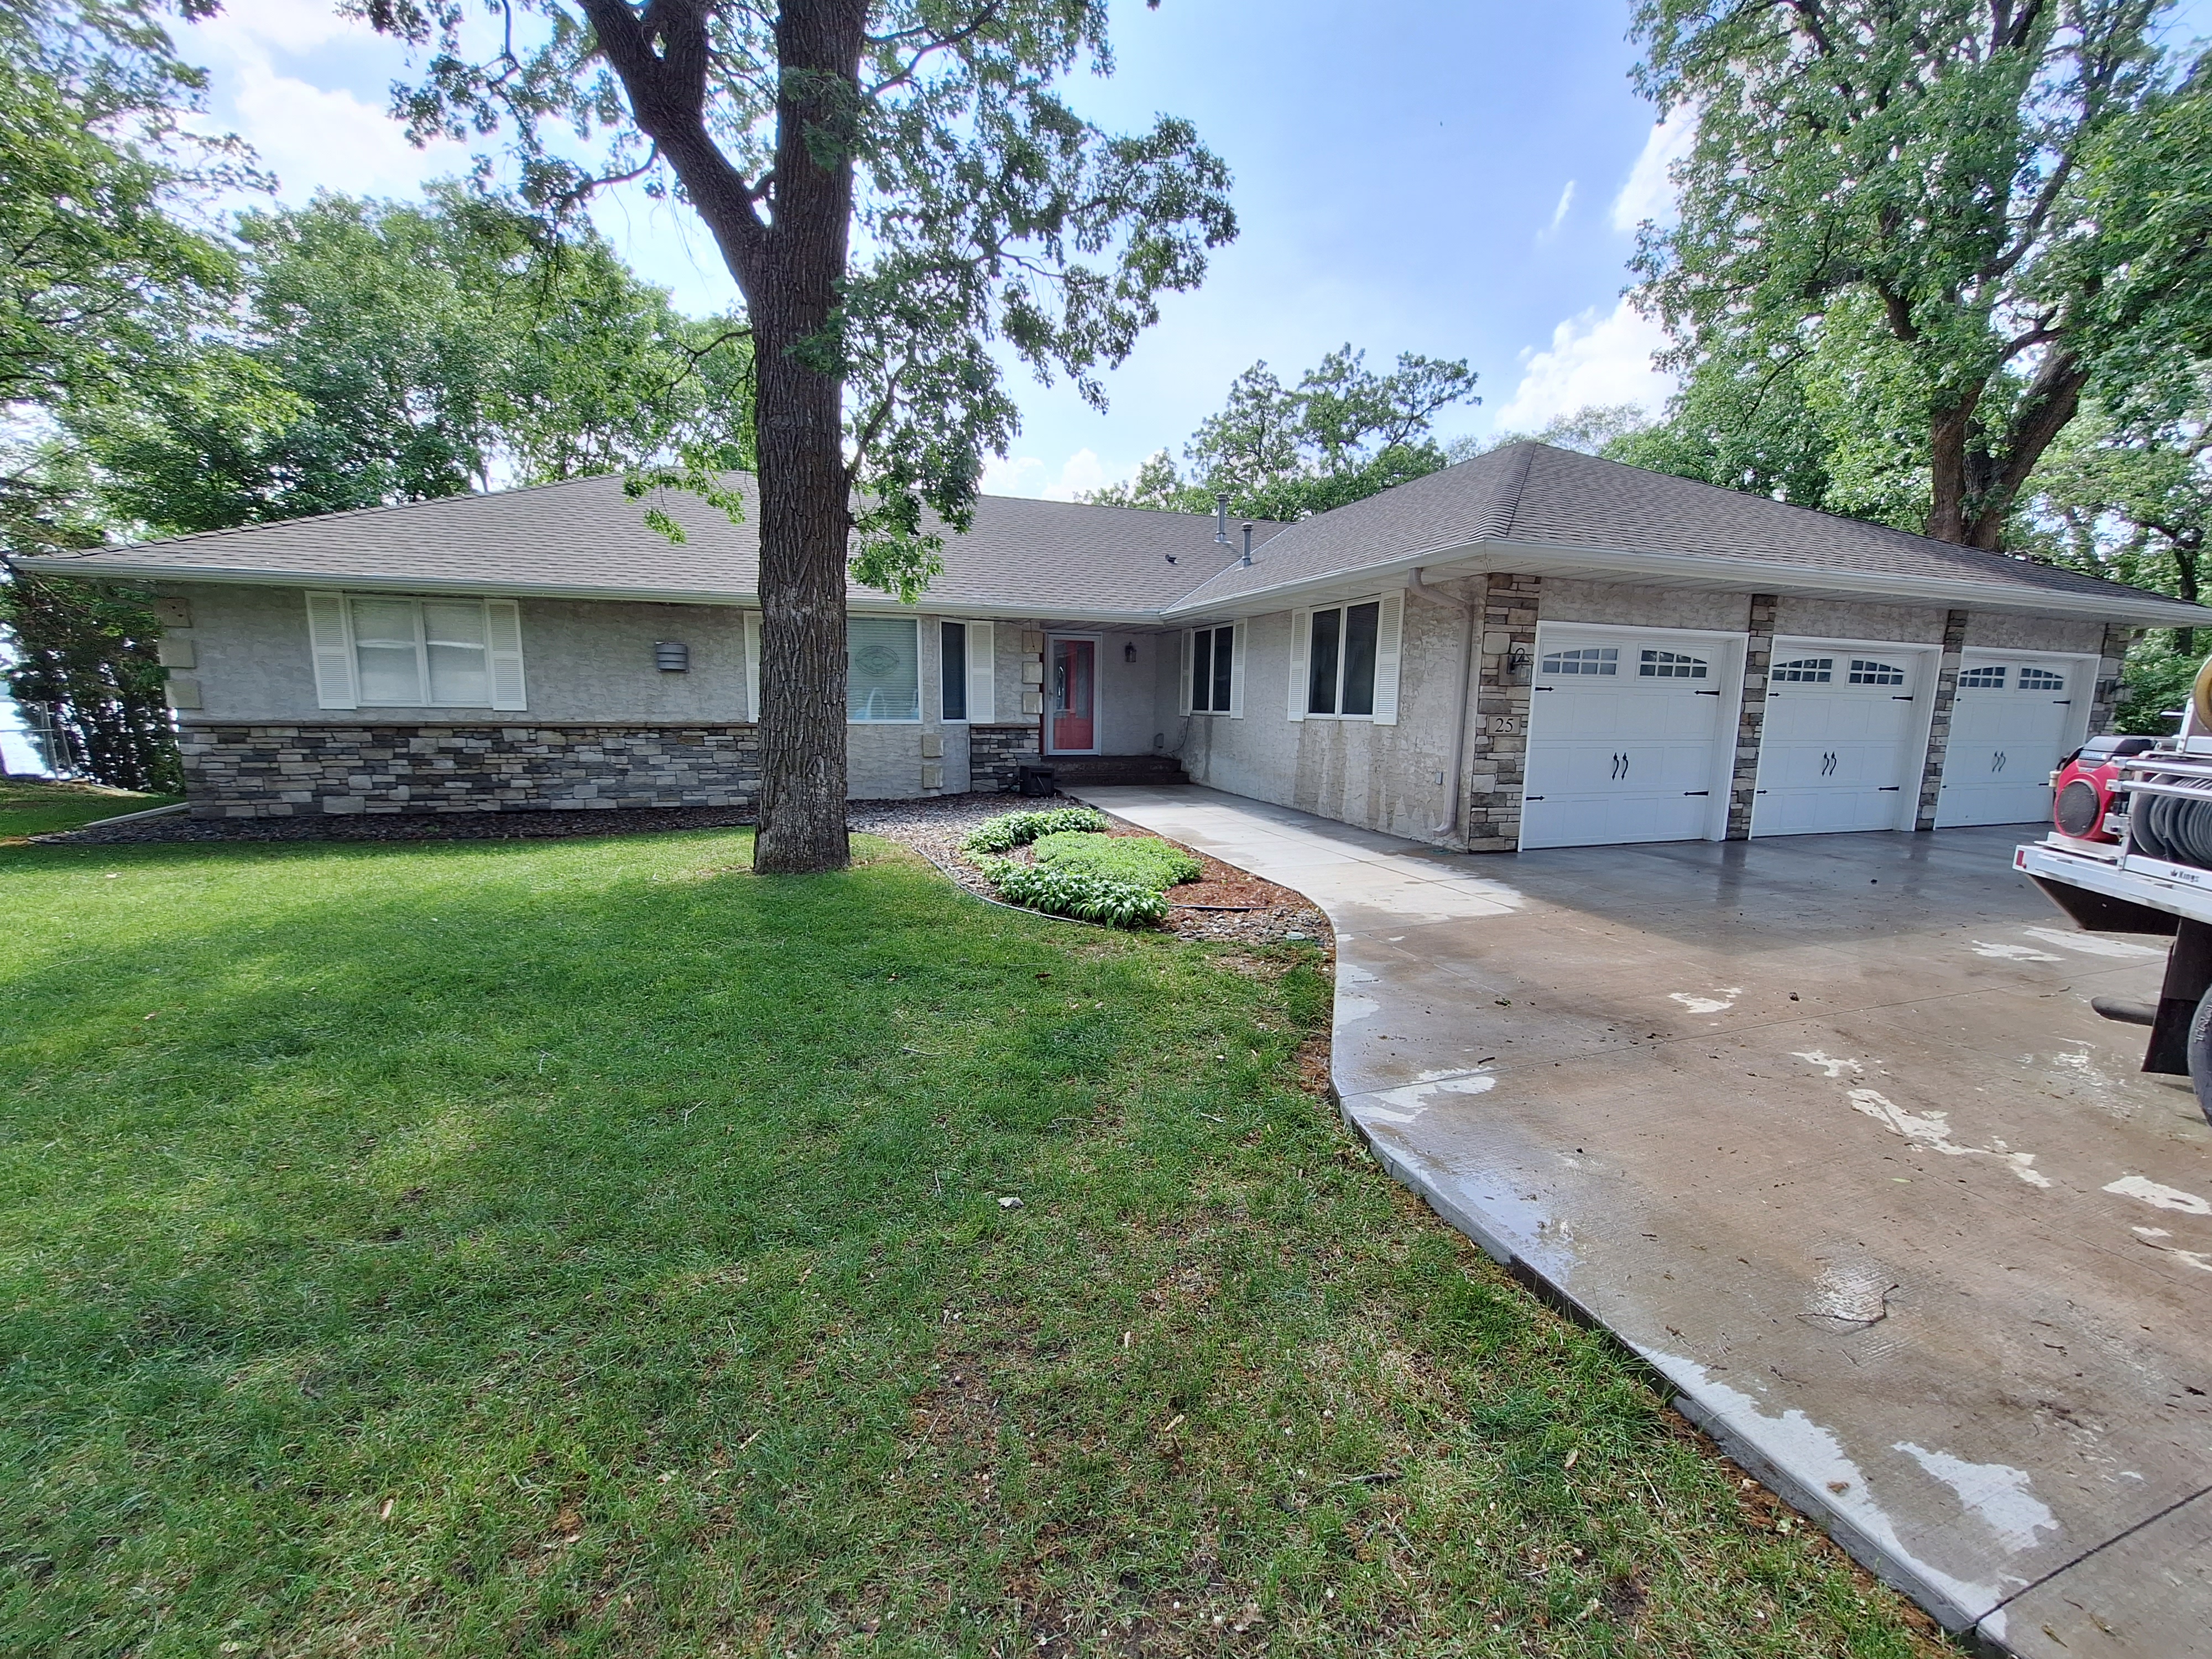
0,827,1950,1657
1032,831,1203,891
0,776,180,841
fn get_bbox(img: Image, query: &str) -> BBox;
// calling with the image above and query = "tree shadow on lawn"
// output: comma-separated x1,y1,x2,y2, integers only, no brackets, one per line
0,832,1951,1658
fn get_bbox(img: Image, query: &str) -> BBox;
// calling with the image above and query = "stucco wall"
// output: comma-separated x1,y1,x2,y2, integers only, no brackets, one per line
1772,596,1949,644
1176,597,1472,844
166,583,753,724
1541,580,1751,633
1961,613,2107,654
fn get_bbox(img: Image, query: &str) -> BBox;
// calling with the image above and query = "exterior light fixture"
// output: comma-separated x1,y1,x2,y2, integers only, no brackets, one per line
1124,641,1138,664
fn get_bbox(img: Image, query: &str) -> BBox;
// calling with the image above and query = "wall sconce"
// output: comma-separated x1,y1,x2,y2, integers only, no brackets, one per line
1507,645,1532,680
1124,640,1138,664
655,641,690,672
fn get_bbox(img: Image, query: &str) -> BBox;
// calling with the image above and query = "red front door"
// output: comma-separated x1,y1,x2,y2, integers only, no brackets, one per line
1049,638,1096,753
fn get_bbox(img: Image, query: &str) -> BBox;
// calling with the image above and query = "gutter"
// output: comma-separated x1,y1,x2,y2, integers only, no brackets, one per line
5,557,1185,629
1161,535,2212,629
1407,567,1477,844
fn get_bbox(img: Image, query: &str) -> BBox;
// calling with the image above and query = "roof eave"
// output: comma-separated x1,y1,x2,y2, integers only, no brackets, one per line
7,556,1181,626
1159,535,2211,628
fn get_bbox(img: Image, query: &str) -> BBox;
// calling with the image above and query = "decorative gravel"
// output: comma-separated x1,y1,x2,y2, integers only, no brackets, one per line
46,790,1333,951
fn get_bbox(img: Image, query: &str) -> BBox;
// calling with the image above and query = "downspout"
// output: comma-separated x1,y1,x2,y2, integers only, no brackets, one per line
1410,567,1477,845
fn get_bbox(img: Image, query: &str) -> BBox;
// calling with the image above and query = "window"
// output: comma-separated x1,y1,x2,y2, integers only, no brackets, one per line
1639,649,1708,679
1191,624,1235,713
847,616,920,722
941,621,967,721
308,593,523,709
1773,656,1834,683
1540,646,1618,676
2020,667,2065,692
1848,659,1906,686
1307,601,1381,715
1959,664,2006,689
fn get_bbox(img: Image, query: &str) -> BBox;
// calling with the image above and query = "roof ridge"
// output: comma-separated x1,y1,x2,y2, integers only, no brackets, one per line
1480,441,1541,540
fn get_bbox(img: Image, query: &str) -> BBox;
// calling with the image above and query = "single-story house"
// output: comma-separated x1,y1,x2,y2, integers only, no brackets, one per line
23,441,2209,852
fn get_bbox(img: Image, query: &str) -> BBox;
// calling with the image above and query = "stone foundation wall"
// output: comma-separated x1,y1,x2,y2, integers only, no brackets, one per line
967,723,1040,793
181,722,761,818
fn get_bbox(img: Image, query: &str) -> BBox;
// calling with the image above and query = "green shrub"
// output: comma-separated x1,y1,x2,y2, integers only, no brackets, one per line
983,858,1169,927
962,806,1108,854
1033,830,1202,891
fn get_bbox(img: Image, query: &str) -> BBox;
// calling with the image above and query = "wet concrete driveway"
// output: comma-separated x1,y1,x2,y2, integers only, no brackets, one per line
1079,786,2212,1656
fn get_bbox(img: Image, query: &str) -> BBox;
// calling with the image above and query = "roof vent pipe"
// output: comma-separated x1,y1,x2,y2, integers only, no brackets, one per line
1215,493,1230,544
1240,523,1254,566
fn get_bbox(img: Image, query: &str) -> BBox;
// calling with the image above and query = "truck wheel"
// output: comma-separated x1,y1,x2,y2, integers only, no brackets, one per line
2188,984,2212,1129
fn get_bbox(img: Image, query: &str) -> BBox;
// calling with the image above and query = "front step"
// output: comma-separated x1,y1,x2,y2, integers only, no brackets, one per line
1041,754,1190,787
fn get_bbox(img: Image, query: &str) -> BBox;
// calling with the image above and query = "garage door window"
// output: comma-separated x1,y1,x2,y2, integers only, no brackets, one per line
2021,667,2065,692
1960,665,2005,688
1848,659,1906,686
1639,649,1708,679
1540,646,1618,676
1775,657,1834,682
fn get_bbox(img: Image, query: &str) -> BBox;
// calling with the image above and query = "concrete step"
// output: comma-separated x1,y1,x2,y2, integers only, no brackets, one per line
1039,755,1190,787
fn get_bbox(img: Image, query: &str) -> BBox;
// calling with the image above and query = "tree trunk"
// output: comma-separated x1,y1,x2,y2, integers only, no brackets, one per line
748,0,865,874
2177,538,2200,660
1926,400,1975,545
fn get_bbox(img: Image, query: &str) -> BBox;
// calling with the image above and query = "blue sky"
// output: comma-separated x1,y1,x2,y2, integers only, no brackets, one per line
177,0,1689,495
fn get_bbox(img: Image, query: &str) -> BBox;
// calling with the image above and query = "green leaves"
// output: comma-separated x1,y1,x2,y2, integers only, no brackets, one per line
1626,0,2210,549
984,859,1170,928
962,807,1109,855
1084,346,1479,520
1032,831,1202,892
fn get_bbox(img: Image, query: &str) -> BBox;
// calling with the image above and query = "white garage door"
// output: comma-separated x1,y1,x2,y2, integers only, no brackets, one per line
1521,634,1730,850
1751,649,1927,836
1935,654,2083,827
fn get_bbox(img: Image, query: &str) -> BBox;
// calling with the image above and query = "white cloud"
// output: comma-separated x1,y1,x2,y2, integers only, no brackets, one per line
980,447,1113,502
1537,179,1575,243
197,0,365,58
1611,109,1695,234
1490,297,1676,432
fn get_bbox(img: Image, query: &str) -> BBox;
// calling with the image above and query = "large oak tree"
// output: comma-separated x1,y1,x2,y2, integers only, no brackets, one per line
362,0,1234,872
1629,0,2212,551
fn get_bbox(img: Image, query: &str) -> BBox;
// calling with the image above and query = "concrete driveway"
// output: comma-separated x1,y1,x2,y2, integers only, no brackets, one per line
1080,785,2212,1656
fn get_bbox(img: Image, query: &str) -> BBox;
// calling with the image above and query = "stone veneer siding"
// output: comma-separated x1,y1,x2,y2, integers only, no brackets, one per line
1724,594,1778,839
967,723,1041,793
2089,623,2135,736
181,722,761,818
1463,572,1541,852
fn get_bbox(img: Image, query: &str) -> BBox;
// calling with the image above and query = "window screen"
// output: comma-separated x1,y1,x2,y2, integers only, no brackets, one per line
1307,607,1343,714
941,621,967,721
847,616,920,722
1191,624,1234,713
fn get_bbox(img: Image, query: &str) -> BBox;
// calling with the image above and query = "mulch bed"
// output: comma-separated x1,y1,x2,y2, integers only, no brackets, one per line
45,791,1334,950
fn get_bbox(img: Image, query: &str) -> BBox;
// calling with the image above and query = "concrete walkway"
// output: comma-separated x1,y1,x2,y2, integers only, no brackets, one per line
1078,785,2212,1656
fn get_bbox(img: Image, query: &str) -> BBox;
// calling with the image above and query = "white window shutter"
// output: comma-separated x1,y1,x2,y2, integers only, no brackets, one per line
1287,609,1310,721
744,610,762,721
1178,629,1194,716
1228,621,1246,718
305,591,358,709
1371,591,1404,726
486,599,527,711
965,619,994,724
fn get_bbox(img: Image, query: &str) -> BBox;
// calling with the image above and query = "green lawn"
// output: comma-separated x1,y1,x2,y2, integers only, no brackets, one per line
0,828,1948,1657
0,776,180,841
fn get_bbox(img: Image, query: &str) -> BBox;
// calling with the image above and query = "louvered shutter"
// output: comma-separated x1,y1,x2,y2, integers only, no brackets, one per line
486,599,527,710
305,592,358,709
1370,591,1404,726
965,620,994,723
1178,629,1194,715
1287,609,1311,721
1228,621,1246,718
744,611,762,721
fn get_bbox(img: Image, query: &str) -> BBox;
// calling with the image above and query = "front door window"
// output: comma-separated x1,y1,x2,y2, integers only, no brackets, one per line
1050,638,1095,752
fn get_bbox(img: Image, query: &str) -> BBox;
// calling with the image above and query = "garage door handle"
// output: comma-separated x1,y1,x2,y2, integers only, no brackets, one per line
1683,790,1709,796
1879,785,1900,791
1892,695,1914,701
1694,688,1721,695
1524,794,1545,801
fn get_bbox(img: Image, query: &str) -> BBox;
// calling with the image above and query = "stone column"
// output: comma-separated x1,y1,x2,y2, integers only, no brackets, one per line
1724,593,1778,839
2089,623,2137,735
1912,609,1970,831
1463,572,1541,853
